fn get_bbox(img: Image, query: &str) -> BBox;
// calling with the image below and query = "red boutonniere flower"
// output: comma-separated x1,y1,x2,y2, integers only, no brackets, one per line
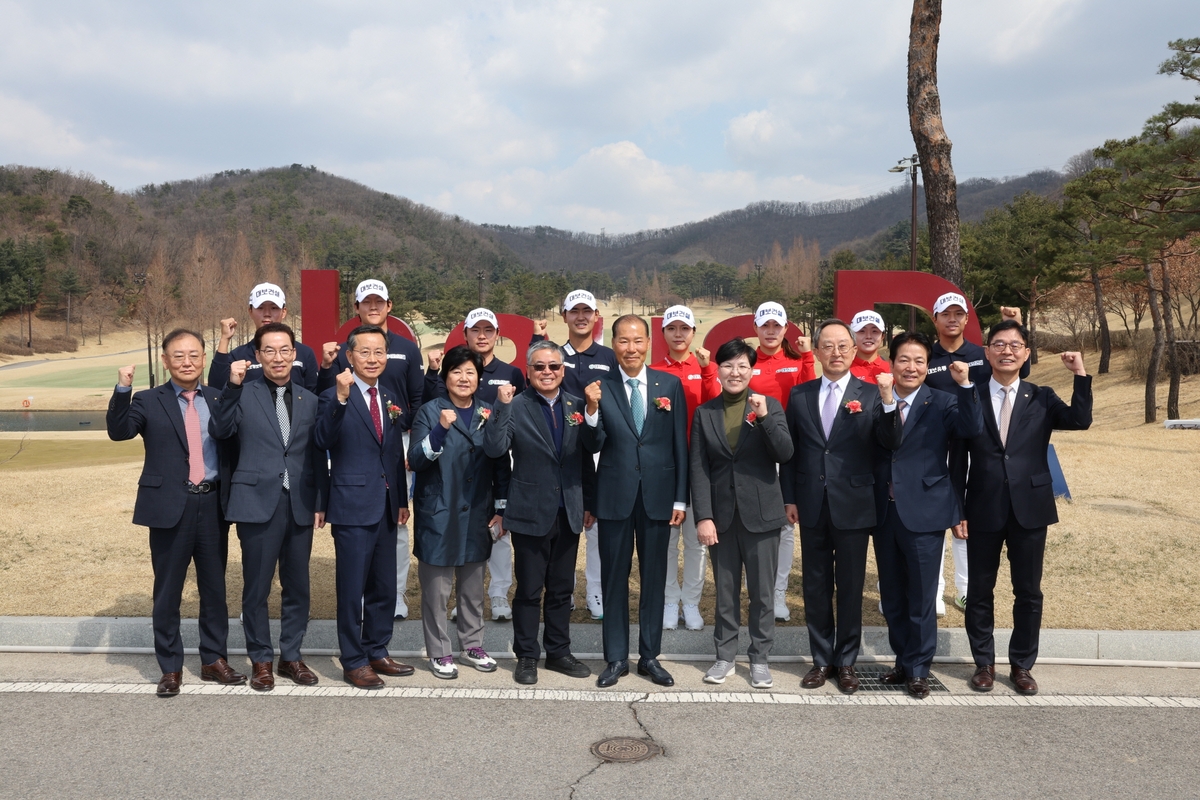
745,411,758,427
476,407,492,430
566,411,584,426
654,396,671,411
844,400,863,414
386,402,402,423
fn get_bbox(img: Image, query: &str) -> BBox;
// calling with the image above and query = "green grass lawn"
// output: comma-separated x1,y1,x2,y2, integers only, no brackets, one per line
1,365,152,390
0,439,143,470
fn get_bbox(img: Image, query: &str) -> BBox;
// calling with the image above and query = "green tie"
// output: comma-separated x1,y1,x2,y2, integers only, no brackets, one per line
628,378,644,435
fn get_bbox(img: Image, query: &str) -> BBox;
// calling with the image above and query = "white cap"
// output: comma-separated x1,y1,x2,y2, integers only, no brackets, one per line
850,310,885,333
249,283,285,309
355,279,389,303
562,289,597,311
933,292,968,315
754,302,787,327
661,305,696,329
464,308,499,330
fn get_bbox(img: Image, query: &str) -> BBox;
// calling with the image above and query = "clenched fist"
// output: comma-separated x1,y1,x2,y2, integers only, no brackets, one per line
584,380,602,415
534,319,548,336
228,359,252,386
1060,351,1086,376
795,334,812,354
876,372,895,404
694,346,711,367
219,318,237,339
495,384,515,404
427,349,443,372
117,365,135,387
1000,306,1023,325
747,393,768,418
335,367,355,403
322,342,340,370
439,408,457,430
949,360,970,386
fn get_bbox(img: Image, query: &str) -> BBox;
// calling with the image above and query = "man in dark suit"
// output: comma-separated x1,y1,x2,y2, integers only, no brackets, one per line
209,322,328,691
315,324,415,689
781,319,901,694
584,315,689,688
484,340,599,685
107,328,246,697
954,320,1092,696
317,279,424,620
872,331,981,698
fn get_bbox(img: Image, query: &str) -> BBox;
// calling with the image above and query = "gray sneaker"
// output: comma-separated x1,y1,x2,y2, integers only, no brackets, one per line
749,662,773,689
704,660,736,684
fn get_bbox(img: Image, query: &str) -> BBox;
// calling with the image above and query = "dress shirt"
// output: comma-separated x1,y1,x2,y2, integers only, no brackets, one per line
988,377,1019,424
344,373,385,441
114,381,219,480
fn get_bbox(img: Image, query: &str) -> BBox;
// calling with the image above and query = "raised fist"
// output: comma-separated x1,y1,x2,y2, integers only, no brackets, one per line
694,346,711,367
876,372,895,403
1060,351,1086,376
117,365,135,387
322,341,340,369
427,349,443,372
584,380,602,414
1000,306,1023,325
534,319,548,336
228,359,252,385
795,334,812,354
496,384,515,404
439,408,457,430
949,360,970,386
747,393,768,418
219,318,237,339
335,367,354,403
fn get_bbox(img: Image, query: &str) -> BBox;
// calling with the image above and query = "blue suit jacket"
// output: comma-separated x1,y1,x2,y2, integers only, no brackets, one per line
314,382,408,527
591,367,689,521
873,382,982,532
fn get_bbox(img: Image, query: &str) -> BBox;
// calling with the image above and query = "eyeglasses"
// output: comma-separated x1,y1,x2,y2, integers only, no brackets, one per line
352,349,387,360
166,353,203,364
818,344,854,355
988,341,1026,353
718,363,753,374
258,347,294,358
529,363,563,373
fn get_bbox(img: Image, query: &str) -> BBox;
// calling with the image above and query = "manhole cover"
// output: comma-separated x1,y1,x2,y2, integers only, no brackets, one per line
590,737,663,763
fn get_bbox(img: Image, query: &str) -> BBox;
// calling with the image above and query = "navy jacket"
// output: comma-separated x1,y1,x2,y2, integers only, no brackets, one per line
207,341,320,393
317,330,424,431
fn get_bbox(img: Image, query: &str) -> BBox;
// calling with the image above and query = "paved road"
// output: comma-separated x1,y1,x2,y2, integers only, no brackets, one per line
0,348,141,372
2,654,1198,798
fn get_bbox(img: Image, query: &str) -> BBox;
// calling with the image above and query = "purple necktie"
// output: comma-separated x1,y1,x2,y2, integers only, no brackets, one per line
821,382,839,439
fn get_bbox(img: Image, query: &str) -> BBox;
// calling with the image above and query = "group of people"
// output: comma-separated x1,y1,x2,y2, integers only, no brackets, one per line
108,280,1092,700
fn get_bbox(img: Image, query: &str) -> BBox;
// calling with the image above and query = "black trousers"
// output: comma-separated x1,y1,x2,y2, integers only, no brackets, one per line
873,502,943,678
511,510,580,660
148,490,228,674
237,492,313,663
331,514,397,671
965,509,1047,670
799,494,870,667
598,488,670,663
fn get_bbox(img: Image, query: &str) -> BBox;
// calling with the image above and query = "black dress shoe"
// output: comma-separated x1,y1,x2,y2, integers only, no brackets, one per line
905,676,931,699
545,654,591,678
637,658,674,687
800,665,833,689
514,657,538,685
880,666,906,685
970,664,995,692
597,660,629,688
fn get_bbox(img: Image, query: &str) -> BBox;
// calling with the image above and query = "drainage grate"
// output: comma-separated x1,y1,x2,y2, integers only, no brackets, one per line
590,737,663,763
854,667,949,693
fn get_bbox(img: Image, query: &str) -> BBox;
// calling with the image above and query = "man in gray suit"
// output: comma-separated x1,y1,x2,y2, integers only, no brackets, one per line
210,322,328,691
485,341,599,685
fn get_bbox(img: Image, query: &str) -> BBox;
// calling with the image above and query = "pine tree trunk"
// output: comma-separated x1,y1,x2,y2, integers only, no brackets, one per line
1143,260,1165,424
1028,275,1040,365
907,0,962,288
1161,257,1181,420
1090,265,1111,374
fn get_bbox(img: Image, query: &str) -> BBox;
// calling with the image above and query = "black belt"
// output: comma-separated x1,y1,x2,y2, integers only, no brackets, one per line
187,481,218,494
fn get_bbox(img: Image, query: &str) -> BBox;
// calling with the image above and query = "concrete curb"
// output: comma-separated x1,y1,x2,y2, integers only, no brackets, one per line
1,617,1198,666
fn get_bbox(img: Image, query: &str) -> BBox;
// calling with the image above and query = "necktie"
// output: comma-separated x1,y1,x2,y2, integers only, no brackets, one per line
898,398,908,426
821,382,839,439
275,385,290,490
998,387,1012,446
181,390,205,485
367,386,383,443
628,378,644,435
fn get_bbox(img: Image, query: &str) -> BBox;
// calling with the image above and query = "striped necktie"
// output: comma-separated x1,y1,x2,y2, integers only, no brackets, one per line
275,385,290,490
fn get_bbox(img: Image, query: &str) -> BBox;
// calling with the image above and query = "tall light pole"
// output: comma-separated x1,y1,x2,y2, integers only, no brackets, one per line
477,269,485,306
889,154,921,330
133,271,155,388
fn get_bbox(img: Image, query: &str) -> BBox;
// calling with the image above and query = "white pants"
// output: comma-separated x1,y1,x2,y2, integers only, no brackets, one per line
937,531,968,598
665,505,706,607
774,522,796,593
395,431,413,609
487,534,513,599
583,520,602,597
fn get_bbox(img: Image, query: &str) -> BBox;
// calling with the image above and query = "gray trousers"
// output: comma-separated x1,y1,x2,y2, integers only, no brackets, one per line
418,560,486,659
237,492,313,663
709,513,779,664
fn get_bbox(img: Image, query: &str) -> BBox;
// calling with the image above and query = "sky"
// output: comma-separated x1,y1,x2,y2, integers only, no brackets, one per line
0,0,1193,233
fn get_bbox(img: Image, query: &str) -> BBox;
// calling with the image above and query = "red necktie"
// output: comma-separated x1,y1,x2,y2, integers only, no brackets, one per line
367,386,383,443
181,390,206,485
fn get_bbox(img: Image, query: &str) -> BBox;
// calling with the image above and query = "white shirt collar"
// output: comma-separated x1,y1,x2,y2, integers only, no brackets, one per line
821,372,852,393
622,365,648,384
895,385,920,405
989,376,1017,398
353,373,380,396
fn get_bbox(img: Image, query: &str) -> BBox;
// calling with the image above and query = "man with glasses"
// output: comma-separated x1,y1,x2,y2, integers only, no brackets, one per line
210,322,328,691
484,341,599,685
208,283,320,392
781,319,901,694
954,321,1091,696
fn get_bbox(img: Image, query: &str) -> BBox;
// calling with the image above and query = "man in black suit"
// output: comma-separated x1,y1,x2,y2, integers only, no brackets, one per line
954,320,1092,695
315,325,416,689
872,332,981,698
584,315,689,688
484,340,599,685
209,322,328,691
107,328,246,697
781,319,901,694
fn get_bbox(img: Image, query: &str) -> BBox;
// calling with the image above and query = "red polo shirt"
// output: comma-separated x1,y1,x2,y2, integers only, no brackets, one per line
658,353,719,441
850,355,891,384
749,348,816,407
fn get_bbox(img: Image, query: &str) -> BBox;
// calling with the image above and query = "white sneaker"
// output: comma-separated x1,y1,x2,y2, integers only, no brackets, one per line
936,596,947,617
449,606,458,621
461,647,498,673
774,590,790,621
749,662,773,689
663,602,680,630
682,604,704,631
430,656,458,679
587,593,604,620
878,600,884,614
394,597,409,620
704,660,736,684
570,595,576,611
490,595,512,621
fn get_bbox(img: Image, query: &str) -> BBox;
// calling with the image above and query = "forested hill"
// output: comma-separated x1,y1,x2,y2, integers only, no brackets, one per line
483,170,1065,275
